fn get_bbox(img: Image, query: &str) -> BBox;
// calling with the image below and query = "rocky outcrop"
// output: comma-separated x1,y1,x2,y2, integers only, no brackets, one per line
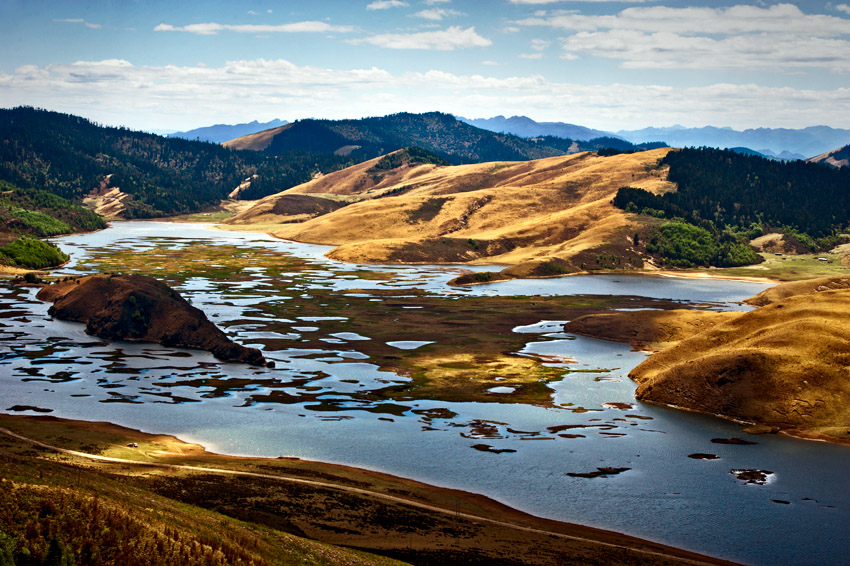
38,274,268,366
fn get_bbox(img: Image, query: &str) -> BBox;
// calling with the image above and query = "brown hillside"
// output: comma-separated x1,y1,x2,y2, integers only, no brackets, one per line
807,145,850,168
630,287,850,442
563,309,739,352
744,275,850,306
222,124,293,151
230,148,674,272
38,274,267,366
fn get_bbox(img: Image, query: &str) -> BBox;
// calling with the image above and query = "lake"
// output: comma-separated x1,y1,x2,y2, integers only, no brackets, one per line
1,221,847,566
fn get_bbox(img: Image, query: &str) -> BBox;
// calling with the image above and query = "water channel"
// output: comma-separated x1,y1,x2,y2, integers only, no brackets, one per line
1,222,847,566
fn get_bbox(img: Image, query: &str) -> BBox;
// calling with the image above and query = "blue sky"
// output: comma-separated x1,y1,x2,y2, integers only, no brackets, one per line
1,0,849,132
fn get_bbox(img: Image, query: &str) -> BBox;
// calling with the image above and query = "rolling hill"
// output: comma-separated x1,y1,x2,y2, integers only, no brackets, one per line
228,146,676,276
808,144,850,168
630,277,850,443
224,111,568,164
222,112,663,166
168,118,288,143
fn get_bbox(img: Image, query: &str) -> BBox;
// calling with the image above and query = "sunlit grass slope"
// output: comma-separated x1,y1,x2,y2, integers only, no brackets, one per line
229,148,674,272
630,282,850,442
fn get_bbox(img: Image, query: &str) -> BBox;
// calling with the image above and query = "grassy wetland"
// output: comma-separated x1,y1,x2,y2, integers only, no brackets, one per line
62,229,688,406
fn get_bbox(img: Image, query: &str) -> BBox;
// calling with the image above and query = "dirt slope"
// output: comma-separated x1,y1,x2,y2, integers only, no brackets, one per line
630,287,850,442
230,148,674,272
38,274,267,366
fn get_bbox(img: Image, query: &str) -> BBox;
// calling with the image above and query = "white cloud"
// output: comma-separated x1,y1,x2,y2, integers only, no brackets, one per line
518,4,850,35
424,0,451,4
53,18,101,29
414,8,464,20
560,29,850,71
153,21,355,35
519,53,544,59
837,4,850,15
366,0,408,9
2,58,850,131
349,26,491,50
518,4,850,72
530,38,550,50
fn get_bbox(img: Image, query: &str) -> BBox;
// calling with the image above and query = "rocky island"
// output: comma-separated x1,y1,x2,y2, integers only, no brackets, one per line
37,274,269,367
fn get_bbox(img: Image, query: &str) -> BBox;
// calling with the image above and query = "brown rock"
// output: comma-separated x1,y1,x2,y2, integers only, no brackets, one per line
37,274,267,366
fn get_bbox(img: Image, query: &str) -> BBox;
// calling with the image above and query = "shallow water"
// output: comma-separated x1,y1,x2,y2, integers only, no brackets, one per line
3,221,847,566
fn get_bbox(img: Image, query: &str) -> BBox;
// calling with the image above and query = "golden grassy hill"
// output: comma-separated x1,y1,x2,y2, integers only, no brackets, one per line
222,124,293,151
563,309,739,352
743,275,850,306
629,287,850,442
228,148,675,273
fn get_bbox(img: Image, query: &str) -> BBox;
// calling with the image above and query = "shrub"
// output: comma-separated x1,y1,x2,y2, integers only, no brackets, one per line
0,236,69,269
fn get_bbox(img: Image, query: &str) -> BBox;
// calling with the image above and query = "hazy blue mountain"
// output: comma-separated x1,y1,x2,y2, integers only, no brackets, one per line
460,115,850,159
168,119,288,143
458,115,614,141
616,125,850,159
725,147,807,161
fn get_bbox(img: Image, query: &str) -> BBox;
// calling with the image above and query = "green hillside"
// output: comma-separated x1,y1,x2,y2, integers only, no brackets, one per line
613,147,850,268
0,180,105,269
0,107,355,216
0,108,665,213
257,112,664,164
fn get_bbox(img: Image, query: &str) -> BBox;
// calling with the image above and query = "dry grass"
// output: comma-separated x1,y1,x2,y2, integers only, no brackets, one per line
226,149,674,271
0,414,737,566
222,124,293,151
630,287,850,442
563,309,740,352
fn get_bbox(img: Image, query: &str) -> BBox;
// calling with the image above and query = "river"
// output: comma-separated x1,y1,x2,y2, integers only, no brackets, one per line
1,221,847,566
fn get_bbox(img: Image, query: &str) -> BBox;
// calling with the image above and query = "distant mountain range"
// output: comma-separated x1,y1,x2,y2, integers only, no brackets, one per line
458,115,611,142
456,115,850,159
614,125,850,159
168,119,288,143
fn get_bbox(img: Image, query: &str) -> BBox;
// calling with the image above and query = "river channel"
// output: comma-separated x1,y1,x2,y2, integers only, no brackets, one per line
1,221,848,566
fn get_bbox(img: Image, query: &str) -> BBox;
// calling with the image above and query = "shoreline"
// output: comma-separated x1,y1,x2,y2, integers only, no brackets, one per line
0,412,739,566
210,219,782,285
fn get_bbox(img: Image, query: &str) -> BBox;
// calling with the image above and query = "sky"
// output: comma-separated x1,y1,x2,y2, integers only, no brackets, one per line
1,0,849,132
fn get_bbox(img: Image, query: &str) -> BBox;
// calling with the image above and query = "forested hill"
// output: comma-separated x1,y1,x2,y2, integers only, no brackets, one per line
0,107,354,217
615,147,850,238
239,111,665,164
0,108,665,218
